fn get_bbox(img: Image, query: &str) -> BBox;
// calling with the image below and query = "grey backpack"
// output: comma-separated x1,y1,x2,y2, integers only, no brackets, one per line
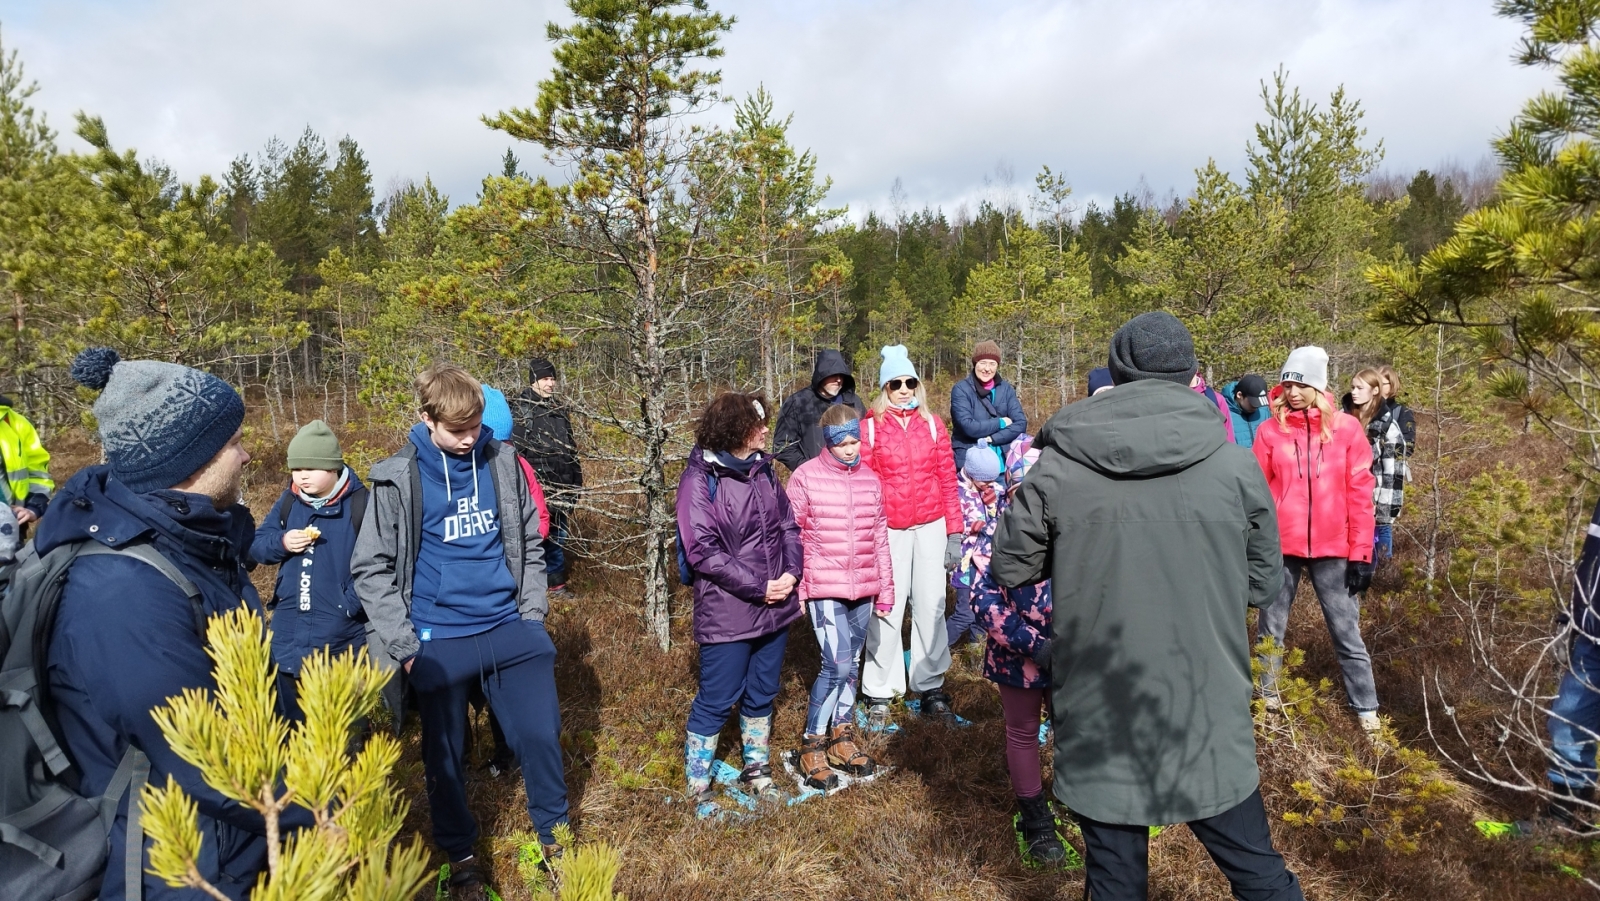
0,539,200,901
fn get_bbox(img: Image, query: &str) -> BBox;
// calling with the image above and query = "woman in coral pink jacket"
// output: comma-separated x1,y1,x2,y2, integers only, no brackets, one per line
1253,346,1382,735
856,345,963,729
786,405,891,789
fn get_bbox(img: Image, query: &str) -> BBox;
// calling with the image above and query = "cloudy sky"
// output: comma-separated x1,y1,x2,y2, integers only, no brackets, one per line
1,0,1554,217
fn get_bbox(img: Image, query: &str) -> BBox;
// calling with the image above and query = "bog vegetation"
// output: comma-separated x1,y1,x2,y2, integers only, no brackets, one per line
7,0,1600,896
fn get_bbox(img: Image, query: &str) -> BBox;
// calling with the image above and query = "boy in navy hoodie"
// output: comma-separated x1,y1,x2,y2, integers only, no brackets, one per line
351,363,565,899
249,420,369,720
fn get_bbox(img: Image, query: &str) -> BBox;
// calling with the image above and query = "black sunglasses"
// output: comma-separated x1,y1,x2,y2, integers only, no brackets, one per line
885,378,920,392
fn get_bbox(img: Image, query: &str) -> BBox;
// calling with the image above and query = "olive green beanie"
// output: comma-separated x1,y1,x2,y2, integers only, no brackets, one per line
286,420,343,471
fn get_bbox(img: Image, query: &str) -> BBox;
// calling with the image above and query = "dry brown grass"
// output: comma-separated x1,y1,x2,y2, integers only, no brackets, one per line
43,403,1598,901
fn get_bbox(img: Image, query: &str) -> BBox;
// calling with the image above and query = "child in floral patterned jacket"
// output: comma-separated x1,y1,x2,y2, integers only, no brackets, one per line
972,447,1065,867
945,446,1005,647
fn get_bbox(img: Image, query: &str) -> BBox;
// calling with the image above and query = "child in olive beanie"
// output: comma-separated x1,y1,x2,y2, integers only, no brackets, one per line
286,420,343,471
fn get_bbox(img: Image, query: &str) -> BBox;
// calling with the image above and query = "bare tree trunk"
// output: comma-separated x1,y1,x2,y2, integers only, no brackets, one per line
1425,324,1445,594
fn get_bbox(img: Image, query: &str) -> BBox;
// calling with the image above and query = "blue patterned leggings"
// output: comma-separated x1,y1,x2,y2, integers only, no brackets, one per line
806,598,872,735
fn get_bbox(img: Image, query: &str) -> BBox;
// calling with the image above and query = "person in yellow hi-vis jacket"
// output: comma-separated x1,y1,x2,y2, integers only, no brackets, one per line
0,395,53,527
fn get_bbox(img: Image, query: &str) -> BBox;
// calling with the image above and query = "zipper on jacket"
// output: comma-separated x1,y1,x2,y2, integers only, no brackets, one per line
1302,414,1314,557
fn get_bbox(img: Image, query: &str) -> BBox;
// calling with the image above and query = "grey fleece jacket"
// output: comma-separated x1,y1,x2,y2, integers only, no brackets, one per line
351,434,547,666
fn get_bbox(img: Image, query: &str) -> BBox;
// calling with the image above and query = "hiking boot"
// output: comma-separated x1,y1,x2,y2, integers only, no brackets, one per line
920,689,957,725
1515,784,1597,836
1016,793,1067,867
862,696,895,733
447,855,490,901
798,733,840,791
549,582,577,600
826,722,876,777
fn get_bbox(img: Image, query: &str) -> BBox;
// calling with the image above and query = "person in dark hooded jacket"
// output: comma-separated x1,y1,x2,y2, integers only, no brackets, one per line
772,349,865,472
992,313,1301,901
45,347,312,901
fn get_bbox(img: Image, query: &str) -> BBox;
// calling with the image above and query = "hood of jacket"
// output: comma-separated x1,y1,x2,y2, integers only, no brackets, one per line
688,445,777,483
408,421,494,496
1039,379,1225,479
810,349,856,398
37,464,252,564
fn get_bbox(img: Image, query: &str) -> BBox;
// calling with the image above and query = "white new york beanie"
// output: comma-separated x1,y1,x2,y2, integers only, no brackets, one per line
1279,346,1329,392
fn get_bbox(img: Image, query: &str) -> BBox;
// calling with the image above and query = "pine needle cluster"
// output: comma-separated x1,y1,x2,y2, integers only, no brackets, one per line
140,607,430,901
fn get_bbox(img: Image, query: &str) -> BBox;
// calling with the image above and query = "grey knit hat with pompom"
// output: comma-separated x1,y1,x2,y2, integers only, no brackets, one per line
70,347,245,494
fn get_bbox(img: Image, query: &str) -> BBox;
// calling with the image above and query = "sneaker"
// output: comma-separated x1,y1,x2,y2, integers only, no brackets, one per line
920,689,957,725
1262,694,1283,714
1357,710,1382,740
447,856,490,901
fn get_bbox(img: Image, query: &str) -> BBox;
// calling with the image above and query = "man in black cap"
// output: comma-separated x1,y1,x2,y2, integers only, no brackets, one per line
993,311,1302,901
513,358,583,596
1223,374,1272,449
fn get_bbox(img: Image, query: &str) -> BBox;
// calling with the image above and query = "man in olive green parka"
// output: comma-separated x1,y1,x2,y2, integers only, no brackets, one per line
991,312,1301,900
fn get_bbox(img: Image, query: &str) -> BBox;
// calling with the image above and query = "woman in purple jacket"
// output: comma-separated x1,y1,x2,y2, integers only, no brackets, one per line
677,392,804,807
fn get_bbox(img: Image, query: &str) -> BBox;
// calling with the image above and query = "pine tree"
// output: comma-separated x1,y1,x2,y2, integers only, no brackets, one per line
484,0,736,649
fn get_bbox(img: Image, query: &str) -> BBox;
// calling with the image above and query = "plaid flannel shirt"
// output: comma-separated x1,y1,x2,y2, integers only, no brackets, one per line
1368,408,1409,525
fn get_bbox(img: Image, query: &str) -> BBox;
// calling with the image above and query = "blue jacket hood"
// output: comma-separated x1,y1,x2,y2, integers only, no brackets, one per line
37,464,253,563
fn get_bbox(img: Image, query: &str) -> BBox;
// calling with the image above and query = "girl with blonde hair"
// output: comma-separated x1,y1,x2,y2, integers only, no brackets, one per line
1254,346,1383,737
857,345,963,729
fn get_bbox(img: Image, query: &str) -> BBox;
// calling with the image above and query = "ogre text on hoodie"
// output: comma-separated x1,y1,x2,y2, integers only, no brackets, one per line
408,422,520,640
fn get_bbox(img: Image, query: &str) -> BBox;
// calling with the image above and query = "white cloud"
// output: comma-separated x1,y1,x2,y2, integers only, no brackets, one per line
2,0,1554,216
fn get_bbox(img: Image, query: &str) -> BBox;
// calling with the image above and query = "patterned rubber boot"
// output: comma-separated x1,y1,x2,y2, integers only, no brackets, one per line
738,715,781,801
684,731,718,801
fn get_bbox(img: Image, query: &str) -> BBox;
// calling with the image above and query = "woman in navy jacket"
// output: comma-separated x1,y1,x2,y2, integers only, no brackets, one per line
950,340,1027,470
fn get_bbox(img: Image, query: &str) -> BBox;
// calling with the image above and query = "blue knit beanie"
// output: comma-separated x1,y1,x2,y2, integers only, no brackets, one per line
962,446,1003,482
481,385,515,441
70,347,245,494
878,344,918,387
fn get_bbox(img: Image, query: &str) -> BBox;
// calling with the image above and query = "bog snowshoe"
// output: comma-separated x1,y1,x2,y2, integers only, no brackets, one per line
858,696,899,734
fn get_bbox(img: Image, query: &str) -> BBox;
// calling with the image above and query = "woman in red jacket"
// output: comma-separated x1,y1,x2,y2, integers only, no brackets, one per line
1253,346,1382,736
858,345,963,729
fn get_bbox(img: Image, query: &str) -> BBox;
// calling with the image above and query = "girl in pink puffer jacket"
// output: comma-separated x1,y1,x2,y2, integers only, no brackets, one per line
785,405,893,790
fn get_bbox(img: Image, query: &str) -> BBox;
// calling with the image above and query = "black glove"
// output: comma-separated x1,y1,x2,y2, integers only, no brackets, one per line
1031,637,1054,669
1345,559,1374,594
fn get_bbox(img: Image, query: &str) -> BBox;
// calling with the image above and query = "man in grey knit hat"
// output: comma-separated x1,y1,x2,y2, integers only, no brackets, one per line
31,348,308,901
993,313,1301,900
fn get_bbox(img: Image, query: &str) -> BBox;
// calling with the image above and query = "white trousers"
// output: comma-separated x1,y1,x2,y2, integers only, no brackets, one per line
862,518,950,698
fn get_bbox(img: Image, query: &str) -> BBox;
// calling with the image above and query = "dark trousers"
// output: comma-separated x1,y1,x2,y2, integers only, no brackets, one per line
1077,789,1302,901
945,585,985,647
545,507,569,581
686,628,789,736
410,618,569,852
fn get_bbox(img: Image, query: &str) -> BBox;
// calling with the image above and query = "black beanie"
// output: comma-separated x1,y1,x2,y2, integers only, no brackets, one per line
1107,311,1198,386
528,358,558,381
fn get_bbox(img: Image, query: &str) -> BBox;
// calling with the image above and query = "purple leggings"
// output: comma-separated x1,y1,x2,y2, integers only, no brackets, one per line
997,683,1048,797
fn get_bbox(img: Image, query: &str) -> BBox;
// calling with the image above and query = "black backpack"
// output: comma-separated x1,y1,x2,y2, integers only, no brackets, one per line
0,539,200,901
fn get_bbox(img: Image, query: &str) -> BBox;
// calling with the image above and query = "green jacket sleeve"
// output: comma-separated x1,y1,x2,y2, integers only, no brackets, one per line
991,475,1050,588
1240,461,1282,609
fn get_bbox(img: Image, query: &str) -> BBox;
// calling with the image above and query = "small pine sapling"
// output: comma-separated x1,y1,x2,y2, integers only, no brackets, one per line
139,607,431,901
